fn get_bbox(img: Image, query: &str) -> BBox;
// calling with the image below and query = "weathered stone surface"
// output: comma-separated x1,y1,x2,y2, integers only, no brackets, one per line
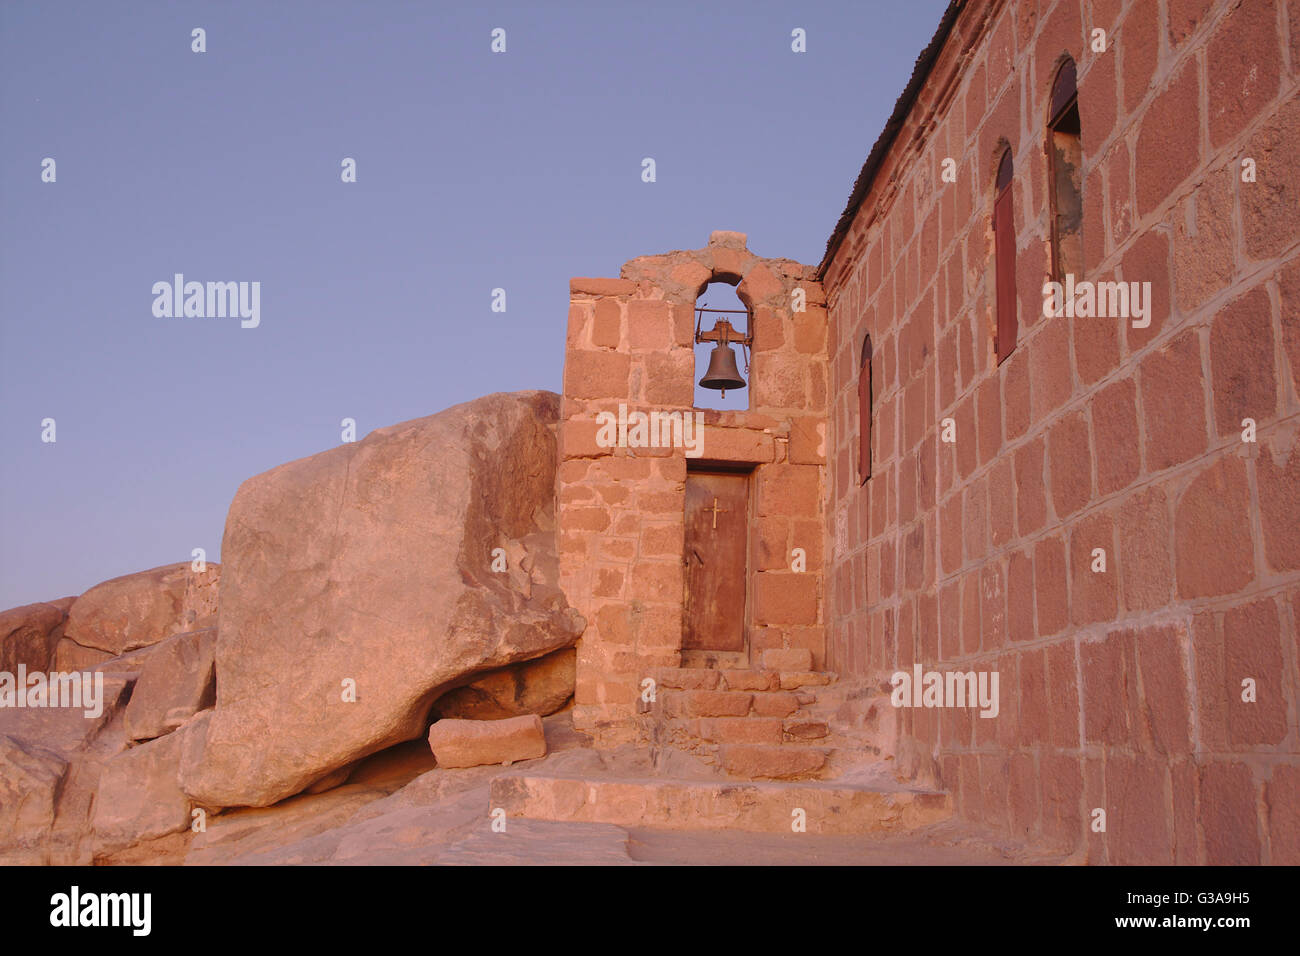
428,714,548,769
92,731,191,855
433,647,575,720
0,734,69,844
123,628,217,743
52,638,114,671
762,647,813,671
0,668,138,863
0,673,134,754
64,563,207,656
180,564,221,631
180,391,583,807
490,769,951,835
721,744,828,780
0,602,68,673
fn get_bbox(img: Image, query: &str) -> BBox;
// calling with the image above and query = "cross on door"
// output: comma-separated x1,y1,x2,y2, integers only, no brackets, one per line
706,496,728,530
683,471,748,653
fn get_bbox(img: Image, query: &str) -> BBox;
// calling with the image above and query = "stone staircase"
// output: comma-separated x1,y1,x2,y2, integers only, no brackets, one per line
487,649,953,836
646,649,833,780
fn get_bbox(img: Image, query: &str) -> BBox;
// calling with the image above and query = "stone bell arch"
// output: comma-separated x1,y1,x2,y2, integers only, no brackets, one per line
554,231,830,748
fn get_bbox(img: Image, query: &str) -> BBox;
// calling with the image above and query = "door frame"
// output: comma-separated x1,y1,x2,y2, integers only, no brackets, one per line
681,460,755,669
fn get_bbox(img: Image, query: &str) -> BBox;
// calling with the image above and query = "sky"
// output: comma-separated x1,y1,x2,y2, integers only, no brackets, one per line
0,0,949,608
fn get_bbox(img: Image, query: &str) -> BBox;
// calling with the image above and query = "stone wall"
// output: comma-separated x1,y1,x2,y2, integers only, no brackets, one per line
823,0,1300,863
559,232,828,746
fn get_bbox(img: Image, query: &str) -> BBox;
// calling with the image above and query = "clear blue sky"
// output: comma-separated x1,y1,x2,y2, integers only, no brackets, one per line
0,0,948,608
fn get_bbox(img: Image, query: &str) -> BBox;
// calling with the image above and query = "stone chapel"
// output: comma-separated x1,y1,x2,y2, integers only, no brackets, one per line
538,0,1300,864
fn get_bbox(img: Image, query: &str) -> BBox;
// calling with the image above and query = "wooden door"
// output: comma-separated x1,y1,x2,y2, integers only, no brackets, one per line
682,471,749,651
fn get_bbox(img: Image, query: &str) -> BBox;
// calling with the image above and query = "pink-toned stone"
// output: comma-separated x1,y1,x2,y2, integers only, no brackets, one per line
761,647,813,671
428,714,547,769
179,391,584,808
64,564,197,657
721,744,828,780
433,648,576,720
0,602,68,673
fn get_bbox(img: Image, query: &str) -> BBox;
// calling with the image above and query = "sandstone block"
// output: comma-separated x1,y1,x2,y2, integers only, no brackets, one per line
428,714,547,769
570,277,635,296
751,691,800,718
683,690,753,718
778,671,832,690
719,669,778,691
761,647,812,671
721,744,827,780
697,717,783,745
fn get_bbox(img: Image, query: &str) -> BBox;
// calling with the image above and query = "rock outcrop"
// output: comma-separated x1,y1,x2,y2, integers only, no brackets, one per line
432,647,575,720
0,674,136,864
0,600,72,673
179,390,583,808
123,628,217,743
0,390,583,859
92,731,193,855
58,563,220,662
0,734,69,846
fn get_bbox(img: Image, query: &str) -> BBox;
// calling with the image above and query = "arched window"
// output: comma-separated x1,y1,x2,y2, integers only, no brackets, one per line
1048,58,1083,282
858,334,872,483
693,281,750,410
994,149,1017,363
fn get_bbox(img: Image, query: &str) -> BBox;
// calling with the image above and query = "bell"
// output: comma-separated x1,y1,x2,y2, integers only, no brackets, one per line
699,341,746,395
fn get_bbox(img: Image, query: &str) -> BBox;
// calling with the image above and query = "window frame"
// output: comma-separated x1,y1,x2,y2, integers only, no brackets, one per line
857,333,873,484
1046,57,1083,285
993,149,1017,364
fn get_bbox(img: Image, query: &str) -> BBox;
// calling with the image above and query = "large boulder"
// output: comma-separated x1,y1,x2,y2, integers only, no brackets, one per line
180,391,584,808
63,563,220,657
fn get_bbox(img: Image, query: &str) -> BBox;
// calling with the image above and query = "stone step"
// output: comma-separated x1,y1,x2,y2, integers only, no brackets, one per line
657,688,804,719
490,770,952,835
651,667,724,691
697,716,783,745
720,743,830,780
776,671,832,690
715,669,780,691
761,647,813,670
682,716,833,746
782,717,830,740
651,666,835,695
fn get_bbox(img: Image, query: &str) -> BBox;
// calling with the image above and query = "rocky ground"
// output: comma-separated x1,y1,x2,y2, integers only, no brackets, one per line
101,714,1062,866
